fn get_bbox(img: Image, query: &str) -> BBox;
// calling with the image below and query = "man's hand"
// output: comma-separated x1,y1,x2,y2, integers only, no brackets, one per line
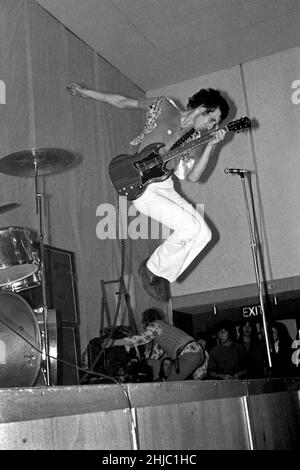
101,338,115,349
66,82,87,97
207,128,226,147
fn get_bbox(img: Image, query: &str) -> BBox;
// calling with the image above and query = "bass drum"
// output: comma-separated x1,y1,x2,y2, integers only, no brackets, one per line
0,292,42,387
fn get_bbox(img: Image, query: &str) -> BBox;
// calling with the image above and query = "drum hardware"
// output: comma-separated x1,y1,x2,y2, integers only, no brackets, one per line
0,147,81,386
0,147,80,177
34,306,58,386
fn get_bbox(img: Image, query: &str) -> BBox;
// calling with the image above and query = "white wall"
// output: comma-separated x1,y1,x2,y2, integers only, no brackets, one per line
148,47,300,298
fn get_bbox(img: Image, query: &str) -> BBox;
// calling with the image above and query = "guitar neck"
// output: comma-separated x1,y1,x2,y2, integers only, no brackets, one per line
162,125,228,163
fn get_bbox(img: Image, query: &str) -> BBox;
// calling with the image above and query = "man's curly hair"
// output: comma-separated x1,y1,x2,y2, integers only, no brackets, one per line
142,308,165,325
187,88,229,122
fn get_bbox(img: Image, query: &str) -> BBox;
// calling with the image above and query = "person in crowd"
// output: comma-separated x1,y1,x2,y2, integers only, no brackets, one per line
237,318,267,378
208,320,247,380
159,357,172,381
270,321,295,377
204,327,218,352
67,82,229,301
104,307,204,381
193,331,210,380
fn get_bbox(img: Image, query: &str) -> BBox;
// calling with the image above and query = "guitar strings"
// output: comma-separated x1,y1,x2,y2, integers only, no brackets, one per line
136,117,249,172
138,128,196,172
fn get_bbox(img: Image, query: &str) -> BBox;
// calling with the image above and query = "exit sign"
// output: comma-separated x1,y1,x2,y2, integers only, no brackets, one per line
242,305,261,318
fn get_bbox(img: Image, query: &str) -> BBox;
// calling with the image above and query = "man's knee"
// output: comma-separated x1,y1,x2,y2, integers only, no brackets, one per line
183,219,211,243
201,223,212,245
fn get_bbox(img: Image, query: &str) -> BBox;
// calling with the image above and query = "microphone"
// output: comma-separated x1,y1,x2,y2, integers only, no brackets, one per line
224,168,250,175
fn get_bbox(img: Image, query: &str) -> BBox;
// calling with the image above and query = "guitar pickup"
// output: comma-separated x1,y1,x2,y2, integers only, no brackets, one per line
133,161,143,175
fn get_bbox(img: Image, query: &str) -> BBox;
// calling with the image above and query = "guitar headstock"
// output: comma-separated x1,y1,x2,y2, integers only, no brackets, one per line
227,117,251,133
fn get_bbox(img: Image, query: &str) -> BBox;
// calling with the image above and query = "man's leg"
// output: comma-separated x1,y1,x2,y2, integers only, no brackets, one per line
167,352,203,381
133,184,211,282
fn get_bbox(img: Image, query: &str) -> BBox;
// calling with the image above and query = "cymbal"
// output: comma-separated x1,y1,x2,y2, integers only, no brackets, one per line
0,148,80,177
0,202,21,214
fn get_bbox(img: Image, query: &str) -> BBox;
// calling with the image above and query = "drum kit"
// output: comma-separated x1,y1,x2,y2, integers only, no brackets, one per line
0,147,81,388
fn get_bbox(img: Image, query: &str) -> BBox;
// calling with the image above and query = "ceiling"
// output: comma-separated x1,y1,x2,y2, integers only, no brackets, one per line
36,0,300,92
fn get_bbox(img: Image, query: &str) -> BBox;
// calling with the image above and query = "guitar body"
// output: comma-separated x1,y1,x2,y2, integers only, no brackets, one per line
108,117,251,201
108,143,173,200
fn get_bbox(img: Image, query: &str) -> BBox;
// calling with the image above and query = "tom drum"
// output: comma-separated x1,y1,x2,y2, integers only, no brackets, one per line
0,226,39,287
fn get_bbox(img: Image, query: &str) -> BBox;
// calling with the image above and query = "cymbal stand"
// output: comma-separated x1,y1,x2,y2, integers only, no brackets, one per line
238,172,272,369
33,149,51,386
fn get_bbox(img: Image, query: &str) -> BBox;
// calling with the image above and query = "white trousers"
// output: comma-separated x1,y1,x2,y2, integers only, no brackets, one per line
133,179,212,282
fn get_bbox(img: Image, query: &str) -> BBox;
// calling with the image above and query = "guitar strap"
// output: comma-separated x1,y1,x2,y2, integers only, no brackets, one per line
169,127,196,150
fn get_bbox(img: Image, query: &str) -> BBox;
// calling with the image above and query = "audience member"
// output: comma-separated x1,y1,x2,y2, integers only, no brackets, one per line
270,321,295,377
204,327,218,352
237,318,267,378
208,320,247,380
159,357,172,381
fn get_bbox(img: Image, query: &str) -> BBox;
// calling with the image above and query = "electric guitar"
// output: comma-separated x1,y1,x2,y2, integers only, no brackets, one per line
108,116,251,201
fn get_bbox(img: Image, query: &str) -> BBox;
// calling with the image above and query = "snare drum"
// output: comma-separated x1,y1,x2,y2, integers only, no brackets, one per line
0,226,40,287
0,269,42,293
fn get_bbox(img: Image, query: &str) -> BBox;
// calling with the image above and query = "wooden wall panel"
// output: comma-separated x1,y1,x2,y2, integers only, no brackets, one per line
249,391,300,450
0,409,132,450
136,397,250,450
0,379,299,450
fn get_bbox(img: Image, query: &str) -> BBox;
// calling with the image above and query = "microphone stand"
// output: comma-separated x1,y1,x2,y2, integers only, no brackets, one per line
33,150,52,386
237,172,272,369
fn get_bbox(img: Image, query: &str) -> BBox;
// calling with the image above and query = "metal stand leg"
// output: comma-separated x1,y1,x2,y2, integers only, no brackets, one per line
100,278,137,335
239,172,272,368
33,151,51,386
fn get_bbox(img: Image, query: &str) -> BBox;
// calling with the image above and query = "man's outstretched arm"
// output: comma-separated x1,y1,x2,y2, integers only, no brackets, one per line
67,82,139,108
